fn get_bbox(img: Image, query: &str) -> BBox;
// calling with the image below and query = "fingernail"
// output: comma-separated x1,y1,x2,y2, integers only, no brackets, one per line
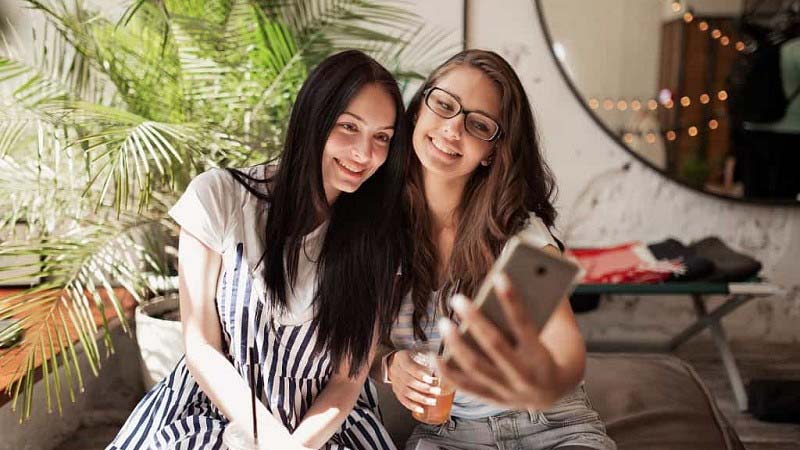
493,273,510,292
415,406,424,413
426,397,438,406
430,386,442,395
448,294,469,313
437,318,454,335
422,374,436,384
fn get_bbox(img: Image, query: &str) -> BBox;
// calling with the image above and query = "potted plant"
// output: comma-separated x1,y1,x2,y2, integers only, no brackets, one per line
0,0,454,421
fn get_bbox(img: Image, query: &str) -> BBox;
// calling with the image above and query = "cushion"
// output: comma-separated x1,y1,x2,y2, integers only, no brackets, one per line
586,353,744,450
375,353,744,450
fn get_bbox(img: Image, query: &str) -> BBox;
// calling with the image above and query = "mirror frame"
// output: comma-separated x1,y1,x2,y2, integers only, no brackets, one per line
533,0,799,206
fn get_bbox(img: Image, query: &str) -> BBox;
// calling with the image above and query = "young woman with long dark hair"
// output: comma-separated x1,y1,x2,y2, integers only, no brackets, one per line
373,50,616,450
108,50,406,450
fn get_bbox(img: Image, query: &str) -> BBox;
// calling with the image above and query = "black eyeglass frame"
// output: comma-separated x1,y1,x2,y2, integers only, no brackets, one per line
423,87,503,142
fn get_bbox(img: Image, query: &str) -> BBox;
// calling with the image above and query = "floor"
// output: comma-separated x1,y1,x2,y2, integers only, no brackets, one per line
675,340,800,450
51,338,800,450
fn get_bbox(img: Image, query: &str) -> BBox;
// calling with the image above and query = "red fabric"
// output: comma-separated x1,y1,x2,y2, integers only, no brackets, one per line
567,242,682,284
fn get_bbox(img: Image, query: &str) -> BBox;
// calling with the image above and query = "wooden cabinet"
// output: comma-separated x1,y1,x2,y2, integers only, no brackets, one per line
658,17,740,187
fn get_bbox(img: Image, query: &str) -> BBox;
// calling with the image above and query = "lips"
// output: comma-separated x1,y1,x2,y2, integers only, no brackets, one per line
429,136,462,157
333,157,366,175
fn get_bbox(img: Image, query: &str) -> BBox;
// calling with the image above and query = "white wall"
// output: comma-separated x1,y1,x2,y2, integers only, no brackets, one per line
467,0,800,343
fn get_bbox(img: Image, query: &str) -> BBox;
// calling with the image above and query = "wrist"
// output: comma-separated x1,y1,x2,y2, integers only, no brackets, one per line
381,350,398,384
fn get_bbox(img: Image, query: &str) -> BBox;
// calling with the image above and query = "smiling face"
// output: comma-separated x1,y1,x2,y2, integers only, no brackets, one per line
412,66,502,183
321,82,397,204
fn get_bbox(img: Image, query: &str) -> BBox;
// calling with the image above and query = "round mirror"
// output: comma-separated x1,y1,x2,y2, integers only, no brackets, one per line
536,0,800,204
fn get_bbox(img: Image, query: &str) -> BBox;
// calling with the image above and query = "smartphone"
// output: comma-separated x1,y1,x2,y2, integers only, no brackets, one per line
455,234,581,348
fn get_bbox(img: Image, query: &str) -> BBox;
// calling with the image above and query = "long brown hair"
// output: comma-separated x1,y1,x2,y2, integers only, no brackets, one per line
401,49,558,340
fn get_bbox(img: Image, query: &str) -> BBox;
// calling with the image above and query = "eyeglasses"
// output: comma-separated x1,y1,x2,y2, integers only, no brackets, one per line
423,87,502,142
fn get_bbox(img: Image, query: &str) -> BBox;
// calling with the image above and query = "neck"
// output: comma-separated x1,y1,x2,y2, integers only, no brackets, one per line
422,168,468,231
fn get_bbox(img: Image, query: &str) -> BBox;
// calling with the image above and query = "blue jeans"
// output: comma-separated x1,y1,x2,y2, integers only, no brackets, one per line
404,385,616,450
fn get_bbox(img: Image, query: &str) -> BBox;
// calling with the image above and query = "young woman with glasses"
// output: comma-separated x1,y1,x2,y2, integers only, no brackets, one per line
373,50,616,450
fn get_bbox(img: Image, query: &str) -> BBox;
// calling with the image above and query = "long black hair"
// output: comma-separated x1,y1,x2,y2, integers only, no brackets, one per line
230,50,407,377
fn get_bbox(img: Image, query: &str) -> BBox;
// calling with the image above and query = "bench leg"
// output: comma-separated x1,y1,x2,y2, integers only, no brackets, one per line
691,295,749,412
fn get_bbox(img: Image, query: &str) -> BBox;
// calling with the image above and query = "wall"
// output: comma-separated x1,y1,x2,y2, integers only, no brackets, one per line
467,0,800,343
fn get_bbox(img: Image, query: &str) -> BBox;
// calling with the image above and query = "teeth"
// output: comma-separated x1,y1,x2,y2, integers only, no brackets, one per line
431,137,460,156
336,158,364,173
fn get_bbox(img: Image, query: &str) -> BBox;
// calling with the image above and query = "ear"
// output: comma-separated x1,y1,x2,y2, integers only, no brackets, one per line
480,150,496,166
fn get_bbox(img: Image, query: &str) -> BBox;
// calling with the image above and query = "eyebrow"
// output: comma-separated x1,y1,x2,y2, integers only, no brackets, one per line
342,111,395,131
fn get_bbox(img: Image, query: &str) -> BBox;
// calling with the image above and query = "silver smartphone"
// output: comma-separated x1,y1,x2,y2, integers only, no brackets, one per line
456,234,581,347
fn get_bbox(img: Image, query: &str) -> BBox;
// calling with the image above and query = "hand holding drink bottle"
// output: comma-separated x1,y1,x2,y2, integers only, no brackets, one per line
386,340,456,425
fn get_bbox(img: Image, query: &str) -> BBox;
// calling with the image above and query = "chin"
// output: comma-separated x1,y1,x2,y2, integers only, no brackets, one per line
335,181,360,194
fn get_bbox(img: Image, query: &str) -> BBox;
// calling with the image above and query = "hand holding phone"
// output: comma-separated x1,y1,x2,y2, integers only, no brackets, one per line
435,235,584,410
456,235,580,347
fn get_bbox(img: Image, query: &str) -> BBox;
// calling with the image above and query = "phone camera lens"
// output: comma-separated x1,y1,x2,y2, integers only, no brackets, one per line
537,266,547,275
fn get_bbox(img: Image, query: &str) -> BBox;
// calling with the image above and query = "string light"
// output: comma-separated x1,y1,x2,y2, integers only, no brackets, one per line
586,88,730,112
680,8,744,53
671,1,682,12
620,118,725,147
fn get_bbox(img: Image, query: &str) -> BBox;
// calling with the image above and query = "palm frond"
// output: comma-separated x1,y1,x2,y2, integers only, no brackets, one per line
1,0,454,423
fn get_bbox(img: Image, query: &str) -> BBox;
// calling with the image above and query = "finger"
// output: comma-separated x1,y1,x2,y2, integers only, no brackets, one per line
449,294,524,378
437,318,510,395
393,388,426,414
405,375,440,394
395,372,439,402
398,353,439,384
404,387,438,407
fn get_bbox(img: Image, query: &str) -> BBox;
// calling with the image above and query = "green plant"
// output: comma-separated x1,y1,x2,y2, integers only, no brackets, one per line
0,0,455,421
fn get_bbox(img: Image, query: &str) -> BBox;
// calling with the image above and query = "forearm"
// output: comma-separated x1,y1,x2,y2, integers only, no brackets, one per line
543,310,586,397
185,343,293,442
541,298,587,401
549,333,586,394
291,376,365,449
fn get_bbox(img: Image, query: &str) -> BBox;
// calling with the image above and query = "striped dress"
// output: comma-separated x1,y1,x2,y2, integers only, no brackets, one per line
108,166,395,450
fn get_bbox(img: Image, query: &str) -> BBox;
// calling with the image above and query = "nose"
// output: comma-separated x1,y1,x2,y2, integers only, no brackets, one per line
441,114,464,140
350,134,372,163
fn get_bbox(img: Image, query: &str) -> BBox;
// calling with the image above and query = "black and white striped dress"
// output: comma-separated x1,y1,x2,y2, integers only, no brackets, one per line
108,166,395,450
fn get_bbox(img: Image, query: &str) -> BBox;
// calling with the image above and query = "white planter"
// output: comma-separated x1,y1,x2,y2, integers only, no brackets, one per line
134,294,184,390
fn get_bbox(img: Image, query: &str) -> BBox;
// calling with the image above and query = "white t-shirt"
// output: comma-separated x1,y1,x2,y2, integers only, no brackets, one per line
389,213,560,419
168,165,325,325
